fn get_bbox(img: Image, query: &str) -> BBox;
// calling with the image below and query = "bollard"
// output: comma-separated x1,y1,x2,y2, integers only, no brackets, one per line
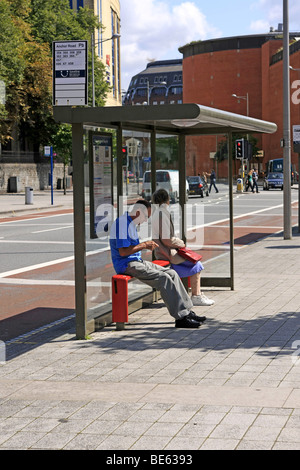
236,178,243,193
25,186,33,204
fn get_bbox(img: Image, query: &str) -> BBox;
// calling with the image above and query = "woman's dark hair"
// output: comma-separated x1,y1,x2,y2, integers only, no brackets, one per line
152,189,169,205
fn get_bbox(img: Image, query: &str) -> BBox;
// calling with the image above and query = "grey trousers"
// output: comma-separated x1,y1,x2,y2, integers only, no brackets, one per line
124,260,193,320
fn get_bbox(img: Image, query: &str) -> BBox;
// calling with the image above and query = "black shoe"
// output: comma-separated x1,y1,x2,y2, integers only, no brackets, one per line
175,316,200,328
188,311,207,323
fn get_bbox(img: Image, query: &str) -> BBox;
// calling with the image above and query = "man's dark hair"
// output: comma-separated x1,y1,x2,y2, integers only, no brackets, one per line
135,199,151,209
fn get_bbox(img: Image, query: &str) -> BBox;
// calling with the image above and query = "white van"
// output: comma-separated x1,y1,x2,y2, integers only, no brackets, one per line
141,169,189,203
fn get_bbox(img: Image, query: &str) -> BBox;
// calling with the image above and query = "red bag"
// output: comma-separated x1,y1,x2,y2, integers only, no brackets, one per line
177,247,202,263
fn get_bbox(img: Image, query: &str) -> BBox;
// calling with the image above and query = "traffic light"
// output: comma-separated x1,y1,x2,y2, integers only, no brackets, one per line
235,139,244,159
245,141,253,161
122,146,128,166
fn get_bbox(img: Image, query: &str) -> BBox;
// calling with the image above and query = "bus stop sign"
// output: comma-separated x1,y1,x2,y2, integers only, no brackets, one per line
53,40,88,106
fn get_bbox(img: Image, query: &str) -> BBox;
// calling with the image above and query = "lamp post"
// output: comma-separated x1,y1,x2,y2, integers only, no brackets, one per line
232,93,249,117
91,32,121,107
283,0,292,239
147,81,167,105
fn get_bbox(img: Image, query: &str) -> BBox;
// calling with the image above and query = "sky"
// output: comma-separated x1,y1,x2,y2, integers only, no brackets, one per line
120,0,300,90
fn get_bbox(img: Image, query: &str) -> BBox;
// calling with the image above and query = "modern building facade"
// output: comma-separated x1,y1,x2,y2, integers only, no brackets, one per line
69,0,121,106
123,59,183,106
179,28,300,177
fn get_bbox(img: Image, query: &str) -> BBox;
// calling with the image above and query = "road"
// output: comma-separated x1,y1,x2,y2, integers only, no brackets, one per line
0,185,299,342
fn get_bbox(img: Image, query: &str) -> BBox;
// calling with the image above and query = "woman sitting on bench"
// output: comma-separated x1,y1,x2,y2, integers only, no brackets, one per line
152,189,214,307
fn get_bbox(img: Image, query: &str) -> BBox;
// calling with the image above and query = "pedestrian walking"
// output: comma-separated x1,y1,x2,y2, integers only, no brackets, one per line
245,169,253,192
252,168,259,193
208,169,219,193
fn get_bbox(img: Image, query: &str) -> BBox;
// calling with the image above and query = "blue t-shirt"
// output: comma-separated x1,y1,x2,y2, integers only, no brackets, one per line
109,212,142,274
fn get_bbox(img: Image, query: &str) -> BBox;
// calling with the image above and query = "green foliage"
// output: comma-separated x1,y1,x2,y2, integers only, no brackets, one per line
0,0,109,147
214,134,260,162
51,123,72,165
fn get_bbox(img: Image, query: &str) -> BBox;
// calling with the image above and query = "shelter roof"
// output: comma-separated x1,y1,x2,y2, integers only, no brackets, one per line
53,103,277,135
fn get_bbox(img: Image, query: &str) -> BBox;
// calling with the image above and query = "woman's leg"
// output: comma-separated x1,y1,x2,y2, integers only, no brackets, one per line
190,272,201,296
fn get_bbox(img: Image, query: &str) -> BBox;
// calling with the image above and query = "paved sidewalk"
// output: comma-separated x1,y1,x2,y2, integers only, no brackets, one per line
0,190,74,217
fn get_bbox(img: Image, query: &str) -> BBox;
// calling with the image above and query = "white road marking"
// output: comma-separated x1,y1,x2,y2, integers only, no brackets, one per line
0,212,73,225
0,239,74,245
32,226,72,234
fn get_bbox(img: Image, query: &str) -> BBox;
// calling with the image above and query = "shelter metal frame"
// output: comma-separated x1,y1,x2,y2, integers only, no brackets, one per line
53,103,277,339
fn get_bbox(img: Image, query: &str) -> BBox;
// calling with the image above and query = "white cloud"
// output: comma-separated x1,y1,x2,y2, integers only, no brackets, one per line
250,0,300,32
250,19,270,32
120,0,221,89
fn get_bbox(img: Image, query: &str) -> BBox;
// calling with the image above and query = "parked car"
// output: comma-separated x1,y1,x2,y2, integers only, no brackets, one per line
142,169,189,202
263,172,284,190
187,176,208,197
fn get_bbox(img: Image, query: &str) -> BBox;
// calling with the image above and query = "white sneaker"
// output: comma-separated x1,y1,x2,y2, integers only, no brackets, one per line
191,294,215,306
202,294,215,305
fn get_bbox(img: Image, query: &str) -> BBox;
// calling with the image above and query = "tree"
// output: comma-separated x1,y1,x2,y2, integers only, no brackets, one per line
29,0,110,107
51,123,72,194
0,0,110,148
0,0,29,144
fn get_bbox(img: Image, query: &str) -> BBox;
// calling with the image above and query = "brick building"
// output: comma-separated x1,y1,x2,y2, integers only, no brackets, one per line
179,30,300,178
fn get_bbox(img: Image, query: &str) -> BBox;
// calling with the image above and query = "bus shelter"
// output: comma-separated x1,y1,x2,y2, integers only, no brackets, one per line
53,104,277,339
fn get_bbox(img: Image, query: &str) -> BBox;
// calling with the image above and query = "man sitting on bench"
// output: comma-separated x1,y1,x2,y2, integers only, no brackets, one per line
109,199,205,328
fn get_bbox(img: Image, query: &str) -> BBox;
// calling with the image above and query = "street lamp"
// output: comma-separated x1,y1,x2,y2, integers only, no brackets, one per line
146,80,167,105
232,93,249,116
91,32,121,107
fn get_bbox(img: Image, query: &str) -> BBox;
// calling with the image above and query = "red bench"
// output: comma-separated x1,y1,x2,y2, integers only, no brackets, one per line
112,260,190,330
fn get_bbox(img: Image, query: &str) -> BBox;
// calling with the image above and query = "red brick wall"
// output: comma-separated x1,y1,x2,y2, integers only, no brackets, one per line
182,39,300,177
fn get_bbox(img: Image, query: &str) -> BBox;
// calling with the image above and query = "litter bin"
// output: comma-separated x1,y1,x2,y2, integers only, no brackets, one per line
8,176,20,193
25,186,33,205
237,178,243,193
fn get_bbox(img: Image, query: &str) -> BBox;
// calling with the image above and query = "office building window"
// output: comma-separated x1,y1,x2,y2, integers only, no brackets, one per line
170,86,183,95
136,89,147,97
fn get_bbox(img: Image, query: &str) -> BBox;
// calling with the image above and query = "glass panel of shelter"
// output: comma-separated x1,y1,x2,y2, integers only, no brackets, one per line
83,128,231,326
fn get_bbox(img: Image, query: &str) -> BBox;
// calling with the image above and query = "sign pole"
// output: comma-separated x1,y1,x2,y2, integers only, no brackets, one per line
283,0,292,239
50,146,54,205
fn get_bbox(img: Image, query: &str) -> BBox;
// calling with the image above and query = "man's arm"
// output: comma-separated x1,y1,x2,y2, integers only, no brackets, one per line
119,240,158,257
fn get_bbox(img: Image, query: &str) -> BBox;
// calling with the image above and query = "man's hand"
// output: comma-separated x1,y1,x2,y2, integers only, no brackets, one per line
142,240,159,251
119,240,158,257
